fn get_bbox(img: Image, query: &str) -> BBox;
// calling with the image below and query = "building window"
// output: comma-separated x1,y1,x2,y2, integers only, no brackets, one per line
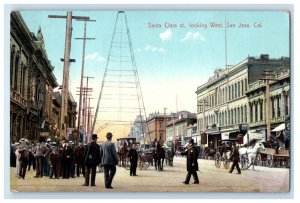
159,121,163,129
10,45,15,87
228,86,231,101
250,104,252,122
241,80,244,96
14,52,20,91
232,84,234,100
241,107,243,123
238,82,240,98
237,108,240,124
272,98,275,118
244,78,247,92
277,96,281,117
255,103,258,122
244,105,247,123
160,133,163,140
224,87,227,103
235,83,237,99
260,102,263,121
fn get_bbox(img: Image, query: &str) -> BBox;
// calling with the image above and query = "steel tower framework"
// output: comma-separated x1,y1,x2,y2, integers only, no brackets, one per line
92,11,150,143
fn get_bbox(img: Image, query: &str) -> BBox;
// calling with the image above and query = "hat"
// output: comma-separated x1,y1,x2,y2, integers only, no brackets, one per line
19,138,25,142
92,134,98,140
47,138,51,142
106,132,113,138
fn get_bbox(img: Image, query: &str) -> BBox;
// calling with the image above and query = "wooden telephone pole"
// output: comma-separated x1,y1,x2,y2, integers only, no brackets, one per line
261,70,276,141
48,12,89,139
75,19,96,135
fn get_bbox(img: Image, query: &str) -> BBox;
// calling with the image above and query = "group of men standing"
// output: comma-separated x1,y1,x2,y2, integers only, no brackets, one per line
12,137,87,180
11,132,120,189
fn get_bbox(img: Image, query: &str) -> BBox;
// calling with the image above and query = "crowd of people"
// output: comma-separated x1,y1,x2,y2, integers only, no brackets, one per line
11,136,86,180
10,132,120,189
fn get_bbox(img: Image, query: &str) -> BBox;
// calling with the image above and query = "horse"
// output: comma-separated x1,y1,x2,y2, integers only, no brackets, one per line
118,141,128,167
239,141,265,170
165,147,175,167
152,145,165,171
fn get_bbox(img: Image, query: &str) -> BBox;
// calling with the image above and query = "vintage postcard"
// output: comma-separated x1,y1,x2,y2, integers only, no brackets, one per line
8,9,291,194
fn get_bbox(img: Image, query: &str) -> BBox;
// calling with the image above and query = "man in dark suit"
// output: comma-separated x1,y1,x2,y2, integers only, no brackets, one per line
181,139,199,184
229,143,241,174
128,143,138,176
83,134,101,186
100,132,119,189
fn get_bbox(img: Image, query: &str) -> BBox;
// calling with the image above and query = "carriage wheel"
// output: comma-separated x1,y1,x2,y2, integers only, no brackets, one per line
255,154,262,166
138,161,143,170
143,161,150,170
215,152,221,168
266,154,273,168
240,155,249,170
223,159,230,169
124,158,130,170
285,158,290,168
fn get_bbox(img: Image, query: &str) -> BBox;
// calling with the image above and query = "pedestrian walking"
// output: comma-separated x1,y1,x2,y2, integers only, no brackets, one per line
181,139,199,184
100,132,119,189
229,143,241,174
83,134,101,186
128,143,138,176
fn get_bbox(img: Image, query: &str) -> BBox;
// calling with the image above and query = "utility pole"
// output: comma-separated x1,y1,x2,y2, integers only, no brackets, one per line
86,97,94,143
83,76,94,142
261,70,276,141
75,19,96,135
48,12,89,139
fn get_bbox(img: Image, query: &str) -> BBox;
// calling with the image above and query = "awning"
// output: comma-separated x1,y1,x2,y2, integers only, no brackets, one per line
272,123,285,132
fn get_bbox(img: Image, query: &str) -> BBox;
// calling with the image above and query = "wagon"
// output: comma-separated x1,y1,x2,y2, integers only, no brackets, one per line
256,147,290,168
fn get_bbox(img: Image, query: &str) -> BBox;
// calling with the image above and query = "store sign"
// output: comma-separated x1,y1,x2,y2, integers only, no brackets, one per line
239,124,249,133
40,132,49,137
221,133,229,140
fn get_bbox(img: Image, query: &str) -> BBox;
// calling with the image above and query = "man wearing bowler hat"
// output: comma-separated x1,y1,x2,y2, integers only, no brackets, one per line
83,134,101,186
181,139,199,184
100,132,119,189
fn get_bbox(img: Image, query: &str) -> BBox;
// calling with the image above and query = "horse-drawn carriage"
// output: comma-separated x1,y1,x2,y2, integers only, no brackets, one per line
239,141,265,170
116,137,137,169
214,139,236,169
